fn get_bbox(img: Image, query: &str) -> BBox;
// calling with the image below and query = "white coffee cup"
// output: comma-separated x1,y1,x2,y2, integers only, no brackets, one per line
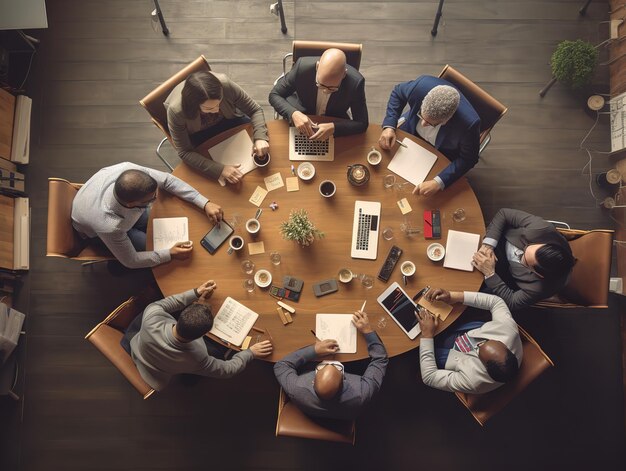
253,152,271,167
400,261,416,277
338,268,356,283
228,235,244,252
245,218,261,236
367,148,382,166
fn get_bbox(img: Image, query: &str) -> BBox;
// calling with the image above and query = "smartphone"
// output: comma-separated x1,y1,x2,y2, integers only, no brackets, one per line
200,222,234,254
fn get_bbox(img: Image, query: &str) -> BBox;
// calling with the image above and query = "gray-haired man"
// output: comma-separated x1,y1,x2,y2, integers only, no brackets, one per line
379,76,481,196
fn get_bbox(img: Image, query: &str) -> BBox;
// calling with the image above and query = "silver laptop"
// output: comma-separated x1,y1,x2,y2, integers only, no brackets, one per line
351,200,381,260
288,127,335,161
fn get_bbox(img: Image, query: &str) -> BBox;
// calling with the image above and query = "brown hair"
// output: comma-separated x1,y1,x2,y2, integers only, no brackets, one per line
181,71,223,119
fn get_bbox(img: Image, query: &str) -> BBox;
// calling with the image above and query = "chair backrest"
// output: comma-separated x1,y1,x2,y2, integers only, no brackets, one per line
139,55,211,136
438,65,508,140
558,229,614,307
455,325,554,426
46,178,113,261
275,388,356,444
85,286,161,399
292,40,362,71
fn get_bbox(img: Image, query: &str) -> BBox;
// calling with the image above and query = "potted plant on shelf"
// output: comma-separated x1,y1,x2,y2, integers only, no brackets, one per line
280,209,324,247
539,39,598,97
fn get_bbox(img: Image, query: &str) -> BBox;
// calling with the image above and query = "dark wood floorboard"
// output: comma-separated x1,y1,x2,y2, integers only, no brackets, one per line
0,1,624,470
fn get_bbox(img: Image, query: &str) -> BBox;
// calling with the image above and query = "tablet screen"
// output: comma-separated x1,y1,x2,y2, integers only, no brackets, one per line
380,286,419,332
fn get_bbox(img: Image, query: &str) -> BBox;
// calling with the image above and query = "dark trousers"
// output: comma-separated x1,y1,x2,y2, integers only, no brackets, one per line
190,116,251,147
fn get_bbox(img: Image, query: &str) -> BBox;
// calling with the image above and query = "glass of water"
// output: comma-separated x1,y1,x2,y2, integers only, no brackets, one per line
241,259,255,275
452,208,466,223
270,251,281,266
243,279,255,293
377,316,387,330
359,274,375,289
383,174,396,189
382,227,394,241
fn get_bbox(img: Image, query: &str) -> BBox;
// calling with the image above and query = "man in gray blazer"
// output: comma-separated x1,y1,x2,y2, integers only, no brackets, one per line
273,310,388,420
269,48,368,140
129,279,272,391
417,288,522,394
472,208,575,311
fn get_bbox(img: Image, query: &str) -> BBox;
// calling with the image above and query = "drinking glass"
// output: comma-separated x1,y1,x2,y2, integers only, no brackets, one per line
359,274,375,289
382,227,394,241
270,251,282,266
241,259,255,275
452,208,466,223
243,279,255,293
400,218,421,237
383,174,396,189
377,316,387,330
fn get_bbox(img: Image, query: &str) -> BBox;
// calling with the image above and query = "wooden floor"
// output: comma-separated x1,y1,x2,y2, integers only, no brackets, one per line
1,0,625,470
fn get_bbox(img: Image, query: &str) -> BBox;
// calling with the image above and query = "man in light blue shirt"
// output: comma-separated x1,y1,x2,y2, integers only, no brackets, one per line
72,162,224,269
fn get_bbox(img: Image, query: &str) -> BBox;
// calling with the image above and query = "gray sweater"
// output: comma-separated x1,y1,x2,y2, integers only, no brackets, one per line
130,289,254,391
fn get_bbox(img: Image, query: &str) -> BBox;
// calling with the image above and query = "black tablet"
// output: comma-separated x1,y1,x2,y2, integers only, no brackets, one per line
200,222,234,254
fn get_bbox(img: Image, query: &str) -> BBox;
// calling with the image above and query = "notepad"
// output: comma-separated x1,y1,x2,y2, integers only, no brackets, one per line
315,314,357,353
208,130,256,186
210,297,259,347
387,138,438,186
152,217,189,251
443,230,480,271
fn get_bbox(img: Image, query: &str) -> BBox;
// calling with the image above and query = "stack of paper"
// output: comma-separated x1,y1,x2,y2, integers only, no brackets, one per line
152,217,189,251
443,230,480,272
208,130,255,186
387,138,438,186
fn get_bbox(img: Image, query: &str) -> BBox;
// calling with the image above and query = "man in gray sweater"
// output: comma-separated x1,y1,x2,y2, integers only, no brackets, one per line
129,279,272,391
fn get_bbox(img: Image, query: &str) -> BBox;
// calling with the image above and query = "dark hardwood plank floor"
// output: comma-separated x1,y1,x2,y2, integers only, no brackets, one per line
1,1,624,470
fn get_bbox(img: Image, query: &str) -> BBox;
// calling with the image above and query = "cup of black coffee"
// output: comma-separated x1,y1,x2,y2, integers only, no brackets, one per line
319,180,336,198
229,235,244,252
253,152,271,167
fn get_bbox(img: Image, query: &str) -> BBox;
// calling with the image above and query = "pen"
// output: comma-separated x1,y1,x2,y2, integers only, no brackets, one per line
396,140,408,148
251,326,265,334
266,328,274,344
403,275,407,286
310,329,320,340
291,164,295,175
360,300,367,312
412,286,430,301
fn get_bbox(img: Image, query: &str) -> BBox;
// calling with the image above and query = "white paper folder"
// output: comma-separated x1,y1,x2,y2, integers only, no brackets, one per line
443,230,480,272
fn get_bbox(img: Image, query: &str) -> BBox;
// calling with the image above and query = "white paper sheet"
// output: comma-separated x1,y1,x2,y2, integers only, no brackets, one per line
387,138,438,186
210,297,259,347
315,314,357,354
207,130,256,186
152,217,189,251
443,230,480,271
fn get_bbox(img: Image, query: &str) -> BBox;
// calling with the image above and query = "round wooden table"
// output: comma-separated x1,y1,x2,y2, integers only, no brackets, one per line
149,119,485,361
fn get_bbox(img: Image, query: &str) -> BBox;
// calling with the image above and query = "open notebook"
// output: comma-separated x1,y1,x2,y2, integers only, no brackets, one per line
207,129,256,186
443,230,480,271
315,314,357,353
152,217,188,251
209,297,259,347
387,138,438,186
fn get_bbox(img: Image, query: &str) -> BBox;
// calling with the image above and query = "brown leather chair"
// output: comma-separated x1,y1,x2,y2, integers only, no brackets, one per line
85,286,161,399
438,65,508,154
139,55,212,171
455,325,554,426
46,178,113,264
282,40,363,76
275,388,356,444
536,228,614,308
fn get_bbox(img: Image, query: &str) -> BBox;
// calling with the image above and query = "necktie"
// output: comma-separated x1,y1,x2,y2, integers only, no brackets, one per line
453,332,473,353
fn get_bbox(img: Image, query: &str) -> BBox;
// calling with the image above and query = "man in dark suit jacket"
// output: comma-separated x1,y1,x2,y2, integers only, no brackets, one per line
273,310,388,420
268,48,368,140
472,208,575,311
379,76,481,196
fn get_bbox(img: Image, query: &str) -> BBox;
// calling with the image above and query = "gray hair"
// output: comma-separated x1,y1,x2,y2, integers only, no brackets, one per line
420,85,460,122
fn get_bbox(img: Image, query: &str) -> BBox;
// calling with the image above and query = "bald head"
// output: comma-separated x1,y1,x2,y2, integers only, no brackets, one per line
316,49,347,89
114,169,157,206
478,340,519,383
313,364,343,400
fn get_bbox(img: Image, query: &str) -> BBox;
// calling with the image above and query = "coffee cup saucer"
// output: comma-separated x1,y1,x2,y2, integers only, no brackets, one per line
254,269,272,288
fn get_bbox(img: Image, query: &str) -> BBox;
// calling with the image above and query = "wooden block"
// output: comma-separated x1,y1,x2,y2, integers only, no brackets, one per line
277,300,295,314
276,307,288,325
0,195,15,270
0,89,15,160
284,310,293,323
241,336,252,350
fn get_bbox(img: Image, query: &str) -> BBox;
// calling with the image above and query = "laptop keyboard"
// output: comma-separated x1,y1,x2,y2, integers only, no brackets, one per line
355,209,378,251
294,133,330,156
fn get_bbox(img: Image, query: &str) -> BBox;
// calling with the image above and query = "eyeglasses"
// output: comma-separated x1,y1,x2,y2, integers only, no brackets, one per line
315,79,340,93
200,102,221,113
315,361,344,373
417,112,438,128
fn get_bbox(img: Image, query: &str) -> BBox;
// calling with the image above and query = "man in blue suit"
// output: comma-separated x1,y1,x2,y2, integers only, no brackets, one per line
379,76,481,196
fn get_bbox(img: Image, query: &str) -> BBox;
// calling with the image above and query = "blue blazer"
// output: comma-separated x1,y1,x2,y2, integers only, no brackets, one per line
382,76,481,188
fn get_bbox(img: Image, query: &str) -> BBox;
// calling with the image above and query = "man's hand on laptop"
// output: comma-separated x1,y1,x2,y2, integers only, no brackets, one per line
309,122,334,141
204,201,224,224
250,340,273,358
292,111,315,137
378,128,396,150
170,242,193,260
220,164,243,184
413,179,441,197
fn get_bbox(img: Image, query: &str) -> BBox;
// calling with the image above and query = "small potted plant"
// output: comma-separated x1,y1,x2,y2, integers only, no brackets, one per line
540,39,598,97
280,209,324,247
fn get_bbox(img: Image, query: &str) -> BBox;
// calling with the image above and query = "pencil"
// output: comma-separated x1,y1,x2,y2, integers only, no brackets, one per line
360,300,367,312
251,326,265,334
397,140,408,148
310,329,320,340
265,328,274,343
